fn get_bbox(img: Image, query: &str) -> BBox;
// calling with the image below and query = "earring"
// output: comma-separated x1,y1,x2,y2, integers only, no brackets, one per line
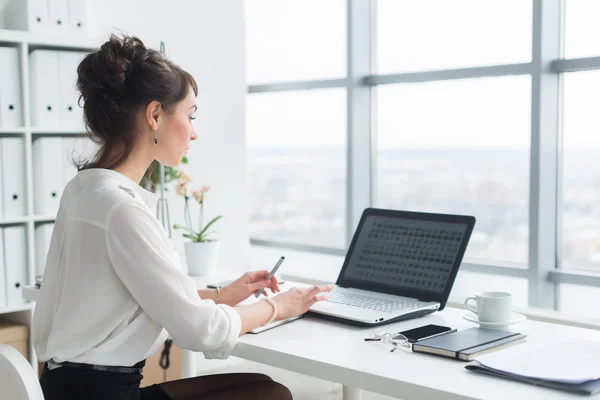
153,131,158,145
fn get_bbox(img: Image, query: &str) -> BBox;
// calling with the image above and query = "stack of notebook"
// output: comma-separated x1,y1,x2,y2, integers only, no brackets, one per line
412,328,526,361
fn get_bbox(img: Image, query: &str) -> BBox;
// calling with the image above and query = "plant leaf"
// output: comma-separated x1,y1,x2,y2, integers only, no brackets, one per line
199,216,223,237
173,223,196,234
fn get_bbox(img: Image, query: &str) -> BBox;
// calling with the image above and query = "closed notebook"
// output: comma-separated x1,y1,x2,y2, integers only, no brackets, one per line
412,328,526,361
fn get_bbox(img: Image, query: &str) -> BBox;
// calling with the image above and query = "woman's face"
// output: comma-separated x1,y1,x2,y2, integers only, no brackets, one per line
155,87,198,167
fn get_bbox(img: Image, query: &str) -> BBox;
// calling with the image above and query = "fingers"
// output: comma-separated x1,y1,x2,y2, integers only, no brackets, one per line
307,284,334,297
249,279,272,292
306,294,328,309
270,276,281,293
251,270,270,281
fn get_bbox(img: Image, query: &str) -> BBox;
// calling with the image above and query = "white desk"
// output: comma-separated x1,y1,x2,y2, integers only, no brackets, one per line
25,282,600,400
229,308,600,400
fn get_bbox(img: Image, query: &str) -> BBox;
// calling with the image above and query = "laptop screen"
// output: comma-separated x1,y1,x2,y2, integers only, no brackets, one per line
339,213,470,296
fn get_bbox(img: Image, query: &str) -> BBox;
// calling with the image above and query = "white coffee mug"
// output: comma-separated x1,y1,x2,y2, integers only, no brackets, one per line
464,291,512,323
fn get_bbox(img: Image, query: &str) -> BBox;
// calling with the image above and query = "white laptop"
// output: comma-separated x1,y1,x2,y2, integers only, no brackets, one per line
309,208,476,326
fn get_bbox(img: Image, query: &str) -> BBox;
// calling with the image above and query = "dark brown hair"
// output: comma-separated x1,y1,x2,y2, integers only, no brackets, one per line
75,34,198,171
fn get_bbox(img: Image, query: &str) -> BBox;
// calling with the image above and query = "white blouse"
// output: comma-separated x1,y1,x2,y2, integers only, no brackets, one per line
32,168,241,366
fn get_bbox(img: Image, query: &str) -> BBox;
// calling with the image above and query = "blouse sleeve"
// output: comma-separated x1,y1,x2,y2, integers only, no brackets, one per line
104,200,241,359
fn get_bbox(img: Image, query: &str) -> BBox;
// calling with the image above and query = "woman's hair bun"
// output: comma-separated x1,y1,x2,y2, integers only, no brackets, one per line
73,33,197,171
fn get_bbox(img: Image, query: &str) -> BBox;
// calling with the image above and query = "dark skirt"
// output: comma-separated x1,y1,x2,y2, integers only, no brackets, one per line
39,361,171,400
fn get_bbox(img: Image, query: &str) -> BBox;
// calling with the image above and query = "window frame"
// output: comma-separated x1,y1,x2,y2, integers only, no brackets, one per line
246,0,600,310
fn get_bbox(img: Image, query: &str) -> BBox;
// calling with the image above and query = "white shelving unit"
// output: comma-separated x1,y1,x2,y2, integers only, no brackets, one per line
0,27,98,373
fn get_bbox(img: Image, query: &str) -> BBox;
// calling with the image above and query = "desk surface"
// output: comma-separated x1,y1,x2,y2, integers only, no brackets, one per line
231,301,600,400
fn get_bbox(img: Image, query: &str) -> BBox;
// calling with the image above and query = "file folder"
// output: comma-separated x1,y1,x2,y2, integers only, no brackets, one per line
48,0,69,35
0,47,24,128
35,223,54,277
33,137,64,216
0,229,7,309
29,0,50,34
0,143,3,219
0,138,26,217
58,51,86,130
1,0,48,34
67,0,88,35
30,50,60,128
3,225,27,307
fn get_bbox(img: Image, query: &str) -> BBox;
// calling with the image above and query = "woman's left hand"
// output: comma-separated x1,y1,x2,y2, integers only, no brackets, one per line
219,270,281,306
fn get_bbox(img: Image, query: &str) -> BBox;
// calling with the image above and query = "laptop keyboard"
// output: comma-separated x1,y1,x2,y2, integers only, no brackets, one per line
326,290,422,314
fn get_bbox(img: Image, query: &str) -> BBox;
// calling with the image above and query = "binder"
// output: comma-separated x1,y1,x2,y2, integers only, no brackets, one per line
33,138,64,216
0,138,26,217
1,0,48,34
58,51,85,130
67,0,88,35
30,50,60,128
0,229,7,308
0,47,24,128
47,0,69,35
61,136,80,184
29,0,50,34
35,223,54,277
3,225,27,307
0,142,3,219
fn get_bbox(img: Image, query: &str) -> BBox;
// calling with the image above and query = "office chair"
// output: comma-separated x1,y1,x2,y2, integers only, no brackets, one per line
0,344,44,400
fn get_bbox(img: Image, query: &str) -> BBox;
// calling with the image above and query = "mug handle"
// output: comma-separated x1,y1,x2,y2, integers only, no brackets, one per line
464,297,478,314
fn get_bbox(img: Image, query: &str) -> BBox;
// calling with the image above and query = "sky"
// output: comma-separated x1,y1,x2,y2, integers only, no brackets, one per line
245,0,600,149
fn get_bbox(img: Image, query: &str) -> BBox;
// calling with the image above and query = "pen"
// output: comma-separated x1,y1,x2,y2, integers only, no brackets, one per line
255,256,285,298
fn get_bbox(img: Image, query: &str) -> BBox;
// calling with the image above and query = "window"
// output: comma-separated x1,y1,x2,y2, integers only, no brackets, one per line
564,0,600,59
561,70,600,270
247,89,347,248
376,0,532,74
245,0,600,312
559,284,600,318
245,0,346,84
375,76,531,264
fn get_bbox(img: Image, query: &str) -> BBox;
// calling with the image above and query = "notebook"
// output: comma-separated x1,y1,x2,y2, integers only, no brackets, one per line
412,328,526,361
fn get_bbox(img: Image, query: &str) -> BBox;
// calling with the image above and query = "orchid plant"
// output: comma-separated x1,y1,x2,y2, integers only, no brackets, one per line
173,171,223,242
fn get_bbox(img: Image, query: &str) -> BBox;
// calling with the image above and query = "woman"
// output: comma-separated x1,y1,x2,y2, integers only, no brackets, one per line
32,34,332,400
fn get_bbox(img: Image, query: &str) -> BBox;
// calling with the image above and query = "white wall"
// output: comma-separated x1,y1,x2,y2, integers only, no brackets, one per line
91,0,250,273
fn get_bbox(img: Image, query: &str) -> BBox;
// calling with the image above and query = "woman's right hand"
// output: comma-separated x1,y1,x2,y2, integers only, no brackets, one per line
272,285,334,320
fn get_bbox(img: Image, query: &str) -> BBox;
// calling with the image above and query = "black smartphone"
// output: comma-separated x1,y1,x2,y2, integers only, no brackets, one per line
395,324,455,343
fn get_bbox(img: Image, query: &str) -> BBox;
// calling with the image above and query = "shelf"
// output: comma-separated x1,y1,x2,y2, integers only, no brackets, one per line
0,303,34,314
32,215,56,223
30,128,86,136
0,29,98,52
0,128,26,135
0,216,28,226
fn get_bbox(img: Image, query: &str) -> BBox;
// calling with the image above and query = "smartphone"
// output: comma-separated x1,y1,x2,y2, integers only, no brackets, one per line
395,324,455,343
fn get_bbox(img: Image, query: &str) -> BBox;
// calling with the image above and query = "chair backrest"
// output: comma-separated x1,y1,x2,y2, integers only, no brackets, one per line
0,344,44,400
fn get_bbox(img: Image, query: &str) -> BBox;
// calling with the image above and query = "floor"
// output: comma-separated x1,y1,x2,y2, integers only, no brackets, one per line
196,356,400,400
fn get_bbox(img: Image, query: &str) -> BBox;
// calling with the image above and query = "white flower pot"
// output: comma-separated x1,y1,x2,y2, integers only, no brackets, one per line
184,241,220,277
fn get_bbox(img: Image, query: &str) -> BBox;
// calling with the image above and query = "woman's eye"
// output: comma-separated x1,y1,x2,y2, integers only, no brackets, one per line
189,116,196,121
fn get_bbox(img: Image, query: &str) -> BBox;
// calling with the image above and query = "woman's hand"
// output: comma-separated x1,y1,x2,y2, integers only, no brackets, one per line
272,285,334,320
219,270,281,306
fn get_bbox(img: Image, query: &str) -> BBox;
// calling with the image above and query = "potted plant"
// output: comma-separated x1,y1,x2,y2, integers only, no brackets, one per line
173,172,223,276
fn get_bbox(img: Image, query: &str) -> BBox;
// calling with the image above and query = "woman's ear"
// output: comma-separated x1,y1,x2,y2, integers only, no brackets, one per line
145,100,162,131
